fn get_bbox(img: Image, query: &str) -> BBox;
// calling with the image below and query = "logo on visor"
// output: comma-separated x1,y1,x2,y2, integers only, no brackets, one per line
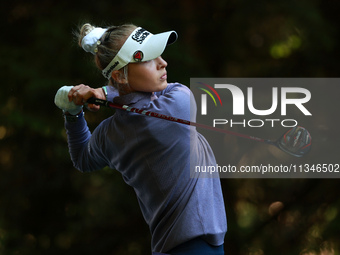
132,28,150,44
103,61,119,78
133,51,144,62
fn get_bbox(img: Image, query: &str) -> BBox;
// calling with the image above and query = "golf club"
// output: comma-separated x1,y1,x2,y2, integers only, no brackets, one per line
87,97,311,157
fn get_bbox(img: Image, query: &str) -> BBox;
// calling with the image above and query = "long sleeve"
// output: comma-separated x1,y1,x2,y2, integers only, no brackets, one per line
64,86,120,172
64,112,107,172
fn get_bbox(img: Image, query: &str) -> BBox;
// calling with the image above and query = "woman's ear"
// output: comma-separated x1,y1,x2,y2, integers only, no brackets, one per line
111,70,127,84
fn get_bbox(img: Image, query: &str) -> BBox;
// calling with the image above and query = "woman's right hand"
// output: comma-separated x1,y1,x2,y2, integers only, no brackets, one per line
68,84,106,112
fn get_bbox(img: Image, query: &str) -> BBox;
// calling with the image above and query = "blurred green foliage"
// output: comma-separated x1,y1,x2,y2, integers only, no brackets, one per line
1,0,340,254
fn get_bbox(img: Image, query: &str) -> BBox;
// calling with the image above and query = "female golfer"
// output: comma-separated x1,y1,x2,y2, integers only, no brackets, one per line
55,23,227,255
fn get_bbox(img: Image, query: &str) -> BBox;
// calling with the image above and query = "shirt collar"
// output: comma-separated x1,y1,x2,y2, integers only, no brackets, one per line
113,92,157,107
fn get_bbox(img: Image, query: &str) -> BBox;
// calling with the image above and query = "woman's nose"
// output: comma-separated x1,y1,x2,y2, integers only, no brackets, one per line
157,56,167,69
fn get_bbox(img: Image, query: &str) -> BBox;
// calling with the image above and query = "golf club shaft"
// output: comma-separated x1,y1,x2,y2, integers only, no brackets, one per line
87,97,273,145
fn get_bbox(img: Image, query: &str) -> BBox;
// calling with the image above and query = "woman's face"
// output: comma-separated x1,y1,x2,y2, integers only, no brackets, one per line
126,56,168,93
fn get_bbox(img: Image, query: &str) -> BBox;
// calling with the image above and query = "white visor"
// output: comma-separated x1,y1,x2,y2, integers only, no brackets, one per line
102,27,177,79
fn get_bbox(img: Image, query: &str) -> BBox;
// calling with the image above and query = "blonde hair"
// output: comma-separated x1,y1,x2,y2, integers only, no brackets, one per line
77,23,137,92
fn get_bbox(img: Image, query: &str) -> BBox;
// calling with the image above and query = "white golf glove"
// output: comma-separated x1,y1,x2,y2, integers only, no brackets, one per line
54,86,83,115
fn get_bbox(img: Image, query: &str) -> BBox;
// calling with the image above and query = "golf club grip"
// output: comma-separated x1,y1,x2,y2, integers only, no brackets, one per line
87,97,110,107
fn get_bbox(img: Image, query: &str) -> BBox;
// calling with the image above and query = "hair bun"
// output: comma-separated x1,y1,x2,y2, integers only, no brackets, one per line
78,23,96,47
79,23,107,55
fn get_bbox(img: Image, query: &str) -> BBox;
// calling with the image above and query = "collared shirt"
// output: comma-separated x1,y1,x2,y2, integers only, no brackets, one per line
65,83,227,252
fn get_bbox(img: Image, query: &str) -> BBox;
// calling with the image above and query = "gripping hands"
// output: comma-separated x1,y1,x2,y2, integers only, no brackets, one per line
55,84,106,115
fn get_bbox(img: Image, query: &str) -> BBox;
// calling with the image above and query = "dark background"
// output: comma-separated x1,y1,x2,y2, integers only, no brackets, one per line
1,0,340,254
